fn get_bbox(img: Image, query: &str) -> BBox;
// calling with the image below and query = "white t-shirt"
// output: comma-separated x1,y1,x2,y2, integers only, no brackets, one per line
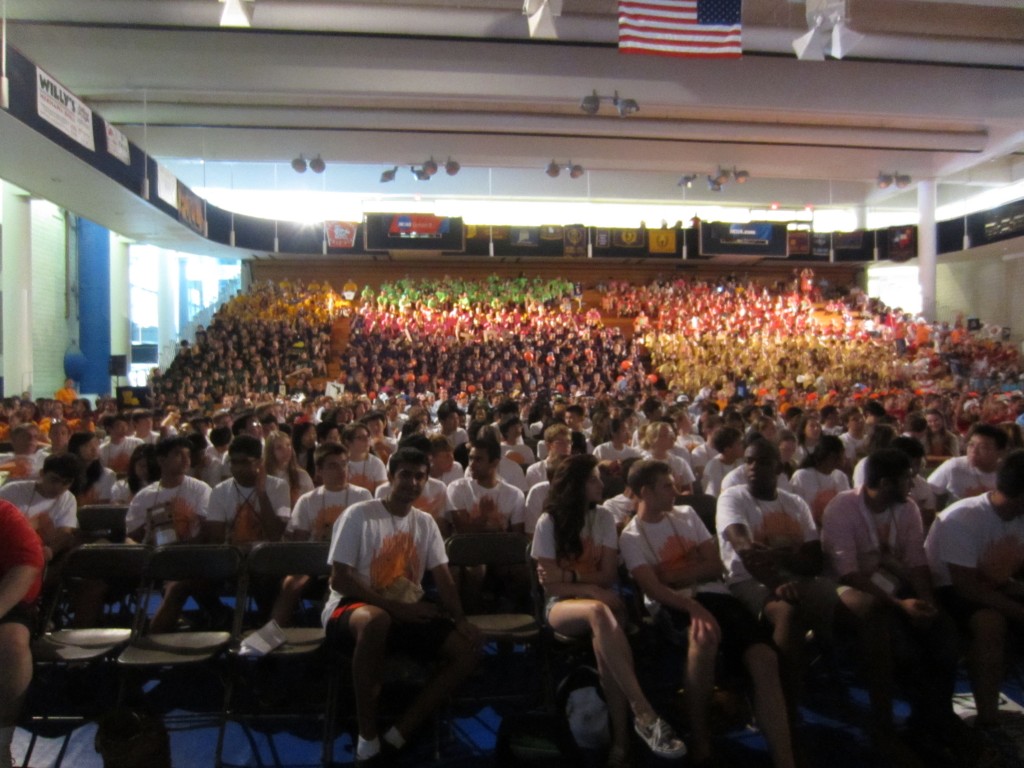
501,442,536,467
0,480,78,530
839,432,869,463
433,463,465,486
287,484,372,541
346,454,389,493
445,477,525,530
374,477,452,522
851,462,937,513
322,499,447,625
689,442,716,472
924,493,1024,588
530,506,618,578
716,485,818,585
524,481,550,535
642,452,696,489
77,467,119,506
620,507,729,614
927,457,997,503
270,467,315,506
525,459,557,490
790,468,851,521
100,437,145,475
602,494,636,528
592,443,643,463
206,475,292,544
126,476,211,543
702,456,743,497
721,466,792,494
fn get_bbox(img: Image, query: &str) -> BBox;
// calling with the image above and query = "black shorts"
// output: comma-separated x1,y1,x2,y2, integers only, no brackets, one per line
1,602,37,631
326,598,456,665
657,592,773,679
935,585,1024,636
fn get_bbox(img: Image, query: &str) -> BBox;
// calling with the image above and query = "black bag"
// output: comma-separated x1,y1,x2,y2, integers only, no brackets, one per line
94,709,171,768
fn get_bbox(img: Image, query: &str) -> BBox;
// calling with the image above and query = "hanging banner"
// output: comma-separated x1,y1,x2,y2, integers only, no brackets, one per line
649,229,677,254
811,233,831,258
540,225,564,241
36,66,95,151
612,228,646,248
787,231,810,257
177,182,206,236
325,221,358,249
511,227,539,247
563,225,587,257
156,164,178,207
595,229,611,248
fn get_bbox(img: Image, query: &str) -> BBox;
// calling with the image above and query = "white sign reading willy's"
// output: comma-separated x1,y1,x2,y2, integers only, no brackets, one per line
36,67,95,151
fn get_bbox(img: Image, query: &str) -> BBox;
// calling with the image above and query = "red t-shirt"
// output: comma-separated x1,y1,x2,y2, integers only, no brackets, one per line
0,499,45,608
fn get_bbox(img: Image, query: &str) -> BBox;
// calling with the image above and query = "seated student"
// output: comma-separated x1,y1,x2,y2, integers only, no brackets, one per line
322,447,481,767
362,410,397,465
111,443,160,505
924,449,1024,728
427,434,464,486
887,436,938,530
68,432,117,506
525,423,573,490
717,439,836,703
927,423,1006,509
0,453,79,563
446,435,525,535
0,500,45,768
532,455,686,766
342,423,388,495
821,449,966,760
701,426,745,497
286,443,372,543
640,422,696,495
374,435,453,533
790,435,851,526
125,437,212,633
620,460,795,768
593,417,643,464
205,435,291,546
499,415,535,468
263,430,314,507
99,413,144,476
838,407,870,471
0,424,45,482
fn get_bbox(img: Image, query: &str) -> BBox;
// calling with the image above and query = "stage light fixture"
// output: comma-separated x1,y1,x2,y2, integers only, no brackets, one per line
707,175,723,192
308,155,326,174
895,173,912,189
569,164,585,179
613,91,640,117
877,172,894,189
677,174,697,189
713,167,730,186
411,166,432,181
829,20,864,60
546,160,561,178
380,166,398,183
580,90,639,117
794,0,863,60
291,155,307,173
445,157,461,176
732,167,750,183
422,157,438,177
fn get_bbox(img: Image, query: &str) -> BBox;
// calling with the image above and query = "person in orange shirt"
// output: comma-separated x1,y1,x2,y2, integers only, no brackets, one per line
54,379,78,407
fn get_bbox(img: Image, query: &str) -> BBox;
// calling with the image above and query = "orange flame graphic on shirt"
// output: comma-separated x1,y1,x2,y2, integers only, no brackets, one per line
659,535,697,572
370,531,419,589
169,497,198,541
231,500,263,545
312,504,345,542
756,511,803,548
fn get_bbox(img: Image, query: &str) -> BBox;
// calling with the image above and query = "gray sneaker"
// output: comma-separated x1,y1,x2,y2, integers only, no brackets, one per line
634,716,687,758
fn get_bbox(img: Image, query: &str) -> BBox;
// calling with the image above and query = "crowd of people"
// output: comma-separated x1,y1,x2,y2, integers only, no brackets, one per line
3,272,1024,767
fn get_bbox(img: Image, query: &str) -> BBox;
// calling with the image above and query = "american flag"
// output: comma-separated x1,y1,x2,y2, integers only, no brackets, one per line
619,0,743,59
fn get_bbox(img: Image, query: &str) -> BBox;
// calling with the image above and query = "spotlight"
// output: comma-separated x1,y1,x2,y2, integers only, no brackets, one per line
707,175,723,192
422,157,438,177
580,90,601,115
444,157,460,176
291,155,307,173
411,166,432,181
380,166,398,183
677,174,697,189
219,0,253,28
877,172,894,189
732,167,750,183
713,167,730,186
569,164,585,179
894,173,912,189
308,155,326,174
613,91,639,117
829,20,864,60
545,160,561,178
793,18,827,61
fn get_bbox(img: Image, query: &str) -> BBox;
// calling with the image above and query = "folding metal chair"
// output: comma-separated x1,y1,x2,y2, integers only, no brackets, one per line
76,504,129,544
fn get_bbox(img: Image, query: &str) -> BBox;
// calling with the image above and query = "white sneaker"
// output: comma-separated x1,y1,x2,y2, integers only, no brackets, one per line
634,716,687,758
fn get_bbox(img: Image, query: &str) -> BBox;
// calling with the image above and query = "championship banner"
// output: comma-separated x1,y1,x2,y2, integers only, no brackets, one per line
595,229,611,248
36,66,95,151
563,225,587,257
649,229,677,254
490,226,510,241
540,225,564,240
511,227,539,247
104,120,131,165
787,231,810,257
177,182,206,236
812,233,831,258
888,225,917,262
612,228,646,248
387,214,449,238
325,221,358,249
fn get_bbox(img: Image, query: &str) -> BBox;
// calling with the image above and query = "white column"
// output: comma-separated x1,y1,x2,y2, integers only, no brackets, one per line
157,249,178,369
917,179,938,322
109,235,131,362
2,182,34,396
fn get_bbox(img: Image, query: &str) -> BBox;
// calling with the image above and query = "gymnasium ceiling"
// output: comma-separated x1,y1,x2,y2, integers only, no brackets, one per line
0,0,1022,258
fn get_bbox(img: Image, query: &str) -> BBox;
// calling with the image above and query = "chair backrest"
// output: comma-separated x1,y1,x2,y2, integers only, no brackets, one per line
445,532,532,568
144,544,243,582
245,541,331,578
63,543,150,581
676,494,718,534
78,505,129,544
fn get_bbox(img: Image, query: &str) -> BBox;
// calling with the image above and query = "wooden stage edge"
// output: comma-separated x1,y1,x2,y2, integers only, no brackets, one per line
250,257,865,293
